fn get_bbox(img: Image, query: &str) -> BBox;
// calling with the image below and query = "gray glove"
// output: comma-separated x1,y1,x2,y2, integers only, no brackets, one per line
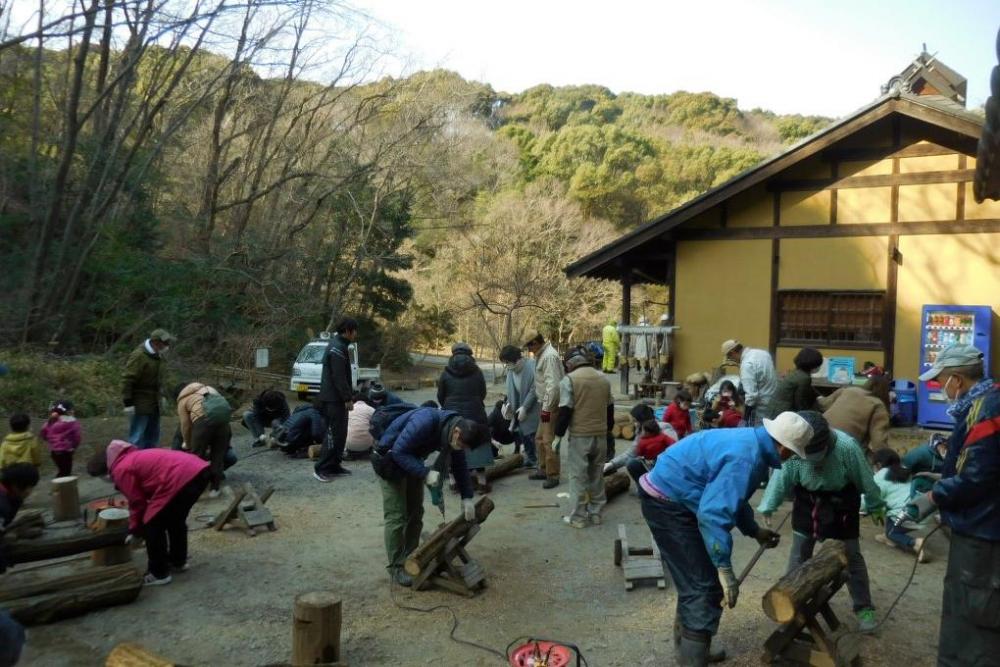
718,566,739,608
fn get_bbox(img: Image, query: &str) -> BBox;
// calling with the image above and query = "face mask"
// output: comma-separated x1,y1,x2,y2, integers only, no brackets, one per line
942,375,959,404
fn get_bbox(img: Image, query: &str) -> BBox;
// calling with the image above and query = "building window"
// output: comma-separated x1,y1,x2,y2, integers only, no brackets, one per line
777,290,885,348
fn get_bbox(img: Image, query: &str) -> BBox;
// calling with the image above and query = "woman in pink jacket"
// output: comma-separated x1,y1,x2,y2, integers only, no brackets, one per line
100,440,209,586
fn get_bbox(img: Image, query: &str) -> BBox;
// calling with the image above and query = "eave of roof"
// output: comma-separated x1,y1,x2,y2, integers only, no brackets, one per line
565,92,983,280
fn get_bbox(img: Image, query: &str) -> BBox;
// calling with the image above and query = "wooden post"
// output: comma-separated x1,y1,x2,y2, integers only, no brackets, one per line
92,508,133,567
762,540,848,623
291,592,342,666
105,643,176,667
404,497,495,577
484,453,524,482
52,476,81,521
621,269,632,395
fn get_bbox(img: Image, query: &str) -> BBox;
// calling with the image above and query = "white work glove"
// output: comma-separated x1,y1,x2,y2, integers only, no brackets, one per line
718,566,739,609
123,406,135,415
603,461,615,475
501,402,513,420
462,498,476,522
181,441,189,451
516,406,527,422
425,470,441,487
124,534,135,546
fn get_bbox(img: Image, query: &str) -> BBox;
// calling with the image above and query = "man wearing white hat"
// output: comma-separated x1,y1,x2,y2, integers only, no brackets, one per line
721,339,777,425
916,344,1000,666
637,411,810,665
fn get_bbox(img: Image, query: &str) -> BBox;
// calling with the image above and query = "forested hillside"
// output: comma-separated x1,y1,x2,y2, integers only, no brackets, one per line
0,1,830,368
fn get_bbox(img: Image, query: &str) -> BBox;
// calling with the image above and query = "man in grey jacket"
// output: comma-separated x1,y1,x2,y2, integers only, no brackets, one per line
499,345,539,468
525,334,564,488
722,339,777,425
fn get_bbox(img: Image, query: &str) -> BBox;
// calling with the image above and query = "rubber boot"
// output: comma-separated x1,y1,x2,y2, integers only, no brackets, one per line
677,630,711,667
674,620,726,663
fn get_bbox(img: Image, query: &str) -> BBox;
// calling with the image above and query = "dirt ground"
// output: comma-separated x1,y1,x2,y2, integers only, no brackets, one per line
13,391,947,666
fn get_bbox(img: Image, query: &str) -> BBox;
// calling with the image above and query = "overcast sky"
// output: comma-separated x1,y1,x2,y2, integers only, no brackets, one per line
356,0,1000,117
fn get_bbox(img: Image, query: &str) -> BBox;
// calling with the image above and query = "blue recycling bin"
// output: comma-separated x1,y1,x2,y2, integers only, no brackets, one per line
892,379,917,426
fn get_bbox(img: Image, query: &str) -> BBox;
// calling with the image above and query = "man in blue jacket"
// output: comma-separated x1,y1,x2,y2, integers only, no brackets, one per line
276,402,327,457
917,344,1000,666
637,411,811,665
372,407,489,587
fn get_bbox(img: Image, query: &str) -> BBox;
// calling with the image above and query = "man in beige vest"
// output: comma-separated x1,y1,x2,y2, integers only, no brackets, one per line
554,346,614,528
526,334,565,489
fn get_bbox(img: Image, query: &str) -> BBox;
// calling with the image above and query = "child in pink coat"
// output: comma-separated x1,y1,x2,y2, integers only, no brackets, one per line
40,400,82,477
98,440,209,586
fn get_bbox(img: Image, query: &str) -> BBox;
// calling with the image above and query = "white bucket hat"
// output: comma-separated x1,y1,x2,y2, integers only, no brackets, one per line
763,412,813,458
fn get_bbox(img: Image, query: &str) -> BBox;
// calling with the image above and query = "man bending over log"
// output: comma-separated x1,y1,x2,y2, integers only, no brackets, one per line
370,407,490,587
757,411,885,634
637,412,807,666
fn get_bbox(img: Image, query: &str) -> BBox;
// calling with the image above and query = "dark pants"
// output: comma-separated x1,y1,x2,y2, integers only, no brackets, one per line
640,486,723,637
518,431,537,466
128,411,160,449
939,533,1000,667
51,451,74,477
144,470,210,578
315,402,348,475
788,533,873,611
242,411,281,439
190,418,231,491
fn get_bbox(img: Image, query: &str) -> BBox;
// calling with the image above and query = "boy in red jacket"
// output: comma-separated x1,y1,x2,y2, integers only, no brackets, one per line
664,390,693,439
636,420,676,460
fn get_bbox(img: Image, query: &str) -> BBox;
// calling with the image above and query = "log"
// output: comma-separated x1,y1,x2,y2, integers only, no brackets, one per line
292,592,342,666
404,496,495,577
92,508,133,567
308,445,322,460
52,476,81,521
7,509,45,534
484,453,524,482
605,470,631,501
611,424,622,438
621,425,635,441
0,562,138,602
3,563,142,625
105,643,177,667
762,540,849,623
4,524,128,565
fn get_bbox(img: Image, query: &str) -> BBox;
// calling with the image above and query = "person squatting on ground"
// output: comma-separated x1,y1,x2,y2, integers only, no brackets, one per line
637,412,792,665
914,344,1000,667
870,448,927,560
242,389,290,447
526,333,565,488
721,339,777,425
345,398,376,458
370,407,488,587
630,420,675,479
437,342,493,492
122,328,175,448
604,403,677,475
0,463,40,574
94,440,210,586
314,318,359,481
554,346,614,529
278,401,327,458
663,389,693,439
601,319,620,373
770,347,822,415
499,345,540,469
40,400,81,478
0,414,41,471
175,382,232,496
756,410,885,633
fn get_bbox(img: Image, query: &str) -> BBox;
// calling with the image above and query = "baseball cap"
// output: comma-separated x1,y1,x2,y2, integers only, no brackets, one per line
919,344,985,381
763,412,813,458
150,328,177,344
721,339,741,360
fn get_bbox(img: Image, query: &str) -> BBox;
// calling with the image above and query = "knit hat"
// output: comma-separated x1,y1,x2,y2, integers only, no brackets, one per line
367,382,387,404
451,342,473,356
762,412,813,458
563,346,592,372
797,410,833,457
918,344,985,381
105,440,134,473
50,400,73,415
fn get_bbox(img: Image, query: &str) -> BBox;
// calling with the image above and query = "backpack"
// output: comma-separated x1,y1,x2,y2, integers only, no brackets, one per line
202,392,233,424
368,401,418,443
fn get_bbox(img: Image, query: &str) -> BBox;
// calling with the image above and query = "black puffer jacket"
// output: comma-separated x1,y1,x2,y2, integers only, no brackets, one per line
437,352,487,424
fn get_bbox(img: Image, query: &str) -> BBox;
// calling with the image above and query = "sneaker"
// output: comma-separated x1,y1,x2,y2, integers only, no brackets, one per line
328,465,352,476
172,562,190,573
528,472,547,481
253,434,267,448
313,470,334,483
588,513,602,526
542,478,560,489
393,568,413,587
856,608,877,634
143,573,172,587
207,489,221,499
563,515,587,529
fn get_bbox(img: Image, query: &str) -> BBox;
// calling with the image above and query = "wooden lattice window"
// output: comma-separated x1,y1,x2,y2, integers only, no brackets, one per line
777,291,886,348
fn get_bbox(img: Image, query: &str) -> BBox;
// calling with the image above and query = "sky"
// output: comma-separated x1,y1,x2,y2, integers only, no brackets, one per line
354,0,1000,117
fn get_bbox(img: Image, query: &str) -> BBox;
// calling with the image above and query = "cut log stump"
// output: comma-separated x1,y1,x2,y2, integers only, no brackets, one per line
105,642,177,667
292,592,342,666
307,445,322,460
92,508,133,567
762,540,849,624
52,476,81,521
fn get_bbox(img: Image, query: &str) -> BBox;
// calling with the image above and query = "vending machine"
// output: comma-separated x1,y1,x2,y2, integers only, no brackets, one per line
918,304,993,429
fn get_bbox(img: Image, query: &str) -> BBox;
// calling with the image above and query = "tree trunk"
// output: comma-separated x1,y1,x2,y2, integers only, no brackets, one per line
91,508,132,567
4,523,128,565
105,643,176,667
2,563,142,625
484,453,523,482
51,476,81,521
6,509,45,535
762,540,848,623
605,470,631,502
291,592,342,666
404,496,494,577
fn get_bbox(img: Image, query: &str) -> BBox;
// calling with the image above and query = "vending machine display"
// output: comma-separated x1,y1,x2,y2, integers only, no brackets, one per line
918,304,993,429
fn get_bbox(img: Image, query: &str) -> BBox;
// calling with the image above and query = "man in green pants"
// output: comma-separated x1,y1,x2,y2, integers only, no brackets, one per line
370,406,489,586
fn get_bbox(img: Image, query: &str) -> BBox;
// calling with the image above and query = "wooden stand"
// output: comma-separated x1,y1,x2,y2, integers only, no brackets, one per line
613,523,667,591
403,496,493,597
761,541,859,666
52,476,81,521
92,508,133,566
292,592,344,666
211,484,275,536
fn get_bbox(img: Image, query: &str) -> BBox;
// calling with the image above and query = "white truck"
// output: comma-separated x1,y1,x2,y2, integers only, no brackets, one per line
289,333,381,400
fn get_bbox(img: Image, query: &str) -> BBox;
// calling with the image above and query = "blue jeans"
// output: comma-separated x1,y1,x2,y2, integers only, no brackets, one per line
129,412,160,449
885,520,916,549
639,486,723,637
519,431,537,466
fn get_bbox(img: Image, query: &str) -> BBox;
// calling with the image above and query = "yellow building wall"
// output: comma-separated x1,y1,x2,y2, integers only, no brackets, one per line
778,237,888,290
781,190,831,226
898,153,960,173
965,183,1000,220
727,185,772,228
838,186,892,224
840,159,893,178
895,233,1000,381
775,347,885,375
674,240,772,379
898,183,957,222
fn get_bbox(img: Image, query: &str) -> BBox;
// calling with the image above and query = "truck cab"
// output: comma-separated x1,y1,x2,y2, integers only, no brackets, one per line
290,334,381,400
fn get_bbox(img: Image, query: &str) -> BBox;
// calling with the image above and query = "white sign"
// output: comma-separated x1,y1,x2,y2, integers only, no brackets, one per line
254,348,270,369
